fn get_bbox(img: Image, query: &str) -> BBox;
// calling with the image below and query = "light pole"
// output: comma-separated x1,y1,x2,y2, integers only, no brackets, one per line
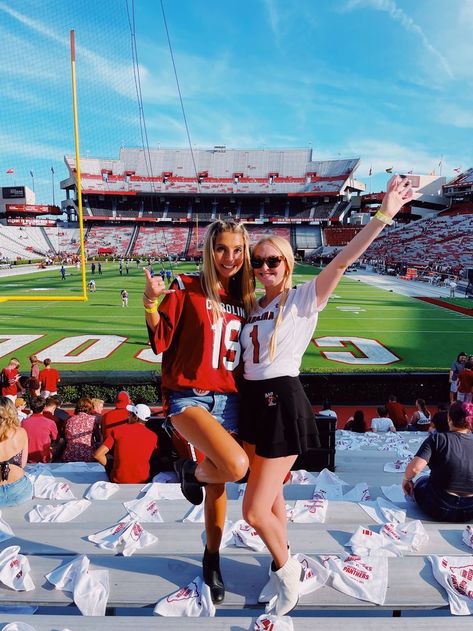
51,166,55,206
30,170,35,193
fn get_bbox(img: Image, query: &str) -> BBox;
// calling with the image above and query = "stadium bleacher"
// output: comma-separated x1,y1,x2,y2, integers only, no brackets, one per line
364,213,473,267
0,225,53,260
84,225,135,257
132,226,189,258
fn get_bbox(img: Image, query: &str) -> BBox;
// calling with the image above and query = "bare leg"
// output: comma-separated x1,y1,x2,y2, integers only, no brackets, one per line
243,453,297,569
171,407,248,484
244,441,287,535
205,483,226,553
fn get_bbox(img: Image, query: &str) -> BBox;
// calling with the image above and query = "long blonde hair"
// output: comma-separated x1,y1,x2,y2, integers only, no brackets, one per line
202,220,255,322
252,236,295,360
0,397,19,443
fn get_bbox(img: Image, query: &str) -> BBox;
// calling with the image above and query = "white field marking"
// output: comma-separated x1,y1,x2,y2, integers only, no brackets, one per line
136,348,162,363
315,336,400,365
35,335,126,364
335,306,366,312
29,288,55,291
0,335,44,358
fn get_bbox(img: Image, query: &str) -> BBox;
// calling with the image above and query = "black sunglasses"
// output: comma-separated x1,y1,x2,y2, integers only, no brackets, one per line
251,256,284,269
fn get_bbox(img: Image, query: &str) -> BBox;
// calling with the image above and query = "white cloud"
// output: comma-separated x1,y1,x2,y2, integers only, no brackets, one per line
343,0,453,78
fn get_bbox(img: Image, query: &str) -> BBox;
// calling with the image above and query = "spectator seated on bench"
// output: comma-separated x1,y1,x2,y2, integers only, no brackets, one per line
370,406,396,433
403,401,473,522
94,403,158,483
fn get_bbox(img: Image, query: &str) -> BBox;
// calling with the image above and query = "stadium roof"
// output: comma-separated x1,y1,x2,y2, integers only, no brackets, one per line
63,148,361,197
444,167,473,188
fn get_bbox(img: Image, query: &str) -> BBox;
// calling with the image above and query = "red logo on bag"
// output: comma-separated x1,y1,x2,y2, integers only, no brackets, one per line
146,501,159,516
167,581,201,605
449,564,473,598
131,523,143,541
113,522,128,535
256,618,274,630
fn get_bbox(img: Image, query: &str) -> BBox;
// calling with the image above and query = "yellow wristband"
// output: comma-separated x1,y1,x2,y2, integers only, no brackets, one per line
374,210,394,226
144,305,158,314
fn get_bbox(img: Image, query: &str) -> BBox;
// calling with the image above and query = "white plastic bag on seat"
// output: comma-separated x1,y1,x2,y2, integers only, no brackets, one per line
84,481,120,500
253,614,294,630
289,496,328,523
293,552,330,595
321,553,388,605
429,555,473,615
88,518,158,556
0,546,34,591
154,575,215,617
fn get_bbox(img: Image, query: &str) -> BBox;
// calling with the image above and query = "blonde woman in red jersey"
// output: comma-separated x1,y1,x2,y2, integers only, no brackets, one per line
143,219,255,604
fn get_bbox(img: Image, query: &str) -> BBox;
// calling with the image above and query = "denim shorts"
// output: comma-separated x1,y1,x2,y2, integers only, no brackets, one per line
0,475,33,507
166,389,239,434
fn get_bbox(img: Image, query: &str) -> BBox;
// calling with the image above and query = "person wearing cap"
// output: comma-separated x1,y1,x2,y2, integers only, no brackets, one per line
101,391,132,440
94,403,158,484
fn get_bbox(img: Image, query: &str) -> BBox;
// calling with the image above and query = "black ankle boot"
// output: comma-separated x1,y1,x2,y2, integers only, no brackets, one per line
174,459,205,505
202,546,225,604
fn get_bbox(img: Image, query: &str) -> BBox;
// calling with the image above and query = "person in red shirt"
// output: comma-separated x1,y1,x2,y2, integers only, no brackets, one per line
101,391,131,440
458,361,473,403
143,219,254,604
22,397,58,463
386,394,408,430
1,358,23,403
94,404,157,483
39,359,61,397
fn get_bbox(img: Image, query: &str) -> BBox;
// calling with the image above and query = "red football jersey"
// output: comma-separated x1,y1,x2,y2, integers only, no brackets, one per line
148,274,246,394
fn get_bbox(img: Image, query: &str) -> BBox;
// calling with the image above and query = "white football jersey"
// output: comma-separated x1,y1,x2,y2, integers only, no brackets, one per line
241,279,326,380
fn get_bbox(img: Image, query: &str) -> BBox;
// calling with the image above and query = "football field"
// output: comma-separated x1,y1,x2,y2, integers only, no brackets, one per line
0,262,470,373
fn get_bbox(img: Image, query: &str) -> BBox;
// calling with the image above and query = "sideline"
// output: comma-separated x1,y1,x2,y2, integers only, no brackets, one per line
350,269,462,299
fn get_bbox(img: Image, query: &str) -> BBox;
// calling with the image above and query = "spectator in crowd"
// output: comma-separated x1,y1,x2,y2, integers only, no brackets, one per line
22,396,58,463
409,398,431,431
39,359,61,398
143,219,253,605
94,403,158,483
385,394,408,430
15,398,28,424
42,396,69,447
449,351,467,403
238,174,412,617
429,403,449,434
344,410,366,433
102,391,131,440
29,355,40,384
0,397,32,506
318,399,337,420
62,397,101,463
1,358,23,403
457,361,473,403
403,402,473,522
370,406,396,433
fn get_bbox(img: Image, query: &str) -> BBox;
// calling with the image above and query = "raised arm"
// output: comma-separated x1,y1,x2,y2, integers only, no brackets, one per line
315,175,412,307
142,267,175,330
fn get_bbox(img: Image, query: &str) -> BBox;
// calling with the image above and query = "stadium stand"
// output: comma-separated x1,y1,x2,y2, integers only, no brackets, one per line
0,432,469,627
84,225,134,257
0,225,52,260
364,213,473,268
245,225,291,243
294,225,322,250
132,225,190,258
324,226,363,247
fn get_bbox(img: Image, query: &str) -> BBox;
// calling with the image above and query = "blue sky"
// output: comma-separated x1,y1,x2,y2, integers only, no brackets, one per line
0,0,472,204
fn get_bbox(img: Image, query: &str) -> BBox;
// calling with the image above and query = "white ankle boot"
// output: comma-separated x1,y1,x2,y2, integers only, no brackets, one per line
265,556,303,616
258,568,278,603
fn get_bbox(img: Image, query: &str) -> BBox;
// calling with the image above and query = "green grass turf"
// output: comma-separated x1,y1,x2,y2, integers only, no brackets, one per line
0,262,470,373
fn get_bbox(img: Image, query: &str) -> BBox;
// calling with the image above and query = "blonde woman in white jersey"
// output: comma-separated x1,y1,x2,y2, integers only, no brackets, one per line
239,175,413,616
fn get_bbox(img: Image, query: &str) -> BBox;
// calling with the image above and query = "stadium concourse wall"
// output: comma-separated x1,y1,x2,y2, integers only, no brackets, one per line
56,370,448,407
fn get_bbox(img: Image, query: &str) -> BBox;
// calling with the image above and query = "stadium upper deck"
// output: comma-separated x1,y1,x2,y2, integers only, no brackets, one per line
62,147,363,197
